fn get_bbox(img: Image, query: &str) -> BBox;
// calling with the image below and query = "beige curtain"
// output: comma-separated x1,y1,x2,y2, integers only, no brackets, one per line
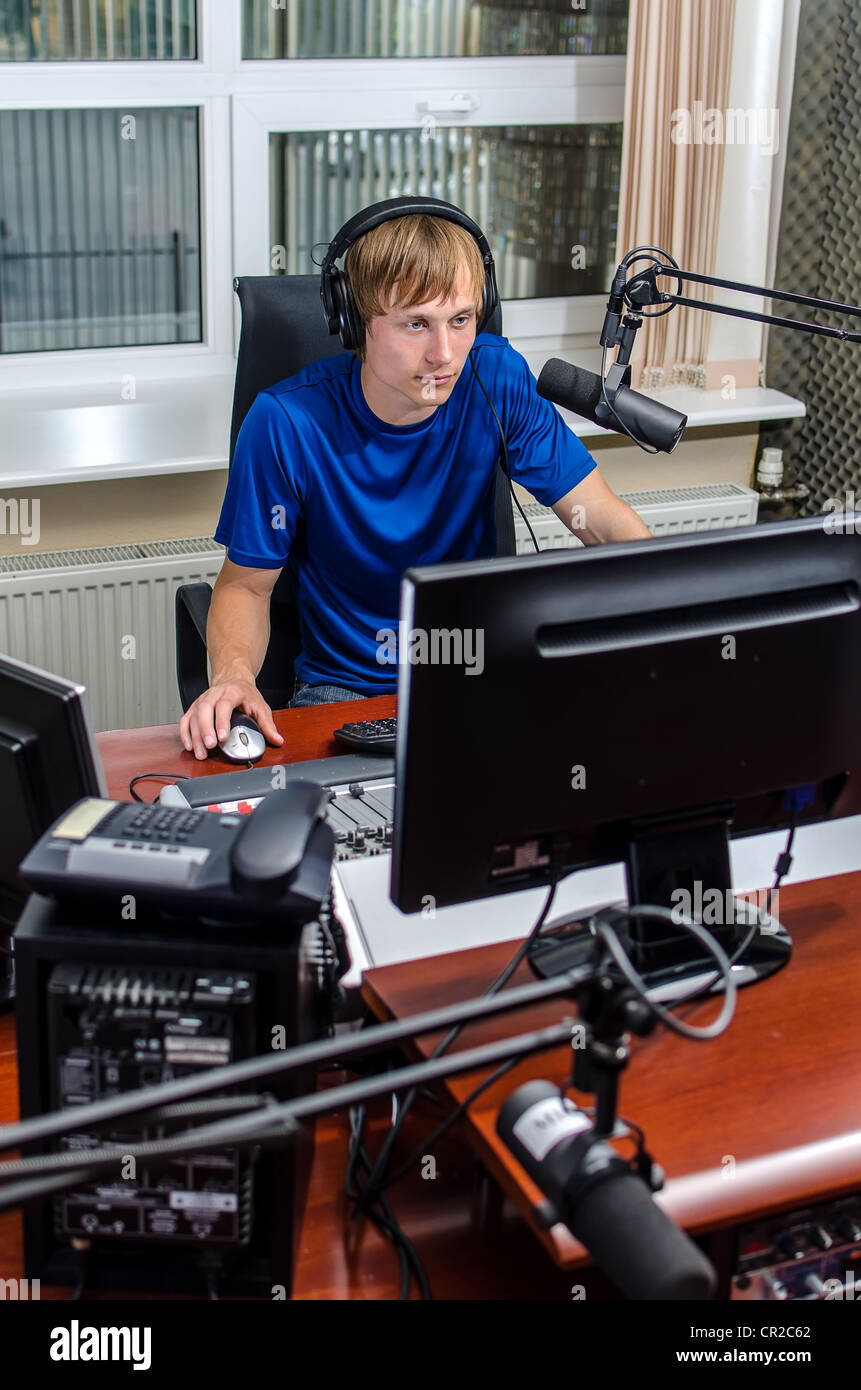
615,0,736,387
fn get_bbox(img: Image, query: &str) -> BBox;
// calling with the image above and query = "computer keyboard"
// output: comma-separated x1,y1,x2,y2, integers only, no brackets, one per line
333,716,397,753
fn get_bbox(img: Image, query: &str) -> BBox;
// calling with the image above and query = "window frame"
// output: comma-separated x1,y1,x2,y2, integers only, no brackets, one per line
0,2,625,388
233,54,625,350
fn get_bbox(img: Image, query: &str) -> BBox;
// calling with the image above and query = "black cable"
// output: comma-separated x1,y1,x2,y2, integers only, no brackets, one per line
375,1094,431,1299
345,1103,430,1299
357,876,560,1209
668,816,798,1003
128,772,183,801
593,909,736,1041
468,348,541,554
345,1103,369,1212
599,343,660,456
768,818,797,913
346,1103,413,1299
382,1056,519,1193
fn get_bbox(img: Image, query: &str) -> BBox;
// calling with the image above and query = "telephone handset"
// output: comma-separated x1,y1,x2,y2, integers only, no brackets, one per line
19,783,334,925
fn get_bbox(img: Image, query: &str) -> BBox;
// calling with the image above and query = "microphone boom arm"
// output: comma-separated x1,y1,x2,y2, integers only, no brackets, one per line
622,255,861,344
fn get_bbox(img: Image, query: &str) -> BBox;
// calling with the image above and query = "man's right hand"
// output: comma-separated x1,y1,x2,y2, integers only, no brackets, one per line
179,679,285,761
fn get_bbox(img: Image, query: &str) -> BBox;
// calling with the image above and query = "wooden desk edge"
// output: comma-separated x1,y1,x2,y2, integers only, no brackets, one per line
362,905,861,1271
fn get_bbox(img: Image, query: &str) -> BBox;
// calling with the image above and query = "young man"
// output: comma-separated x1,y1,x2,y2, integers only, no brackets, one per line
180,211,650,760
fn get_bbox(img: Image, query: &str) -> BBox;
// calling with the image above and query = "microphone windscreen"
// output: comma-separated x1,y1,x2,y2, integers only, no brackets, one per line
536,359,604,424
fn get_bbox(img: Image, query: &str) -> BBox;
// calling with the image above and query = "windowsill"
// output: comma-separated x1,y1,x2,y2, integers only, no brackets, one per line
0,375,236,488
0,373,805,489
516,350,807,437
555,385,806,440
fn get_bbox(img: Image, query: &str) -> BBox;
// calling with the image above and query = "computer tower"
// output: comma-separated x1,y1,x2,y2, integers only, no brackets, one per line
14,892,322,1298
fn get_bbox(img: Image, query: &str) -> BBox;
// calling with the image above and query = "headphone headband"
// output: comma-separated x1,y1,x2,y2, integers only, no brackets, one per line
320,196,498,348
322,196,494,273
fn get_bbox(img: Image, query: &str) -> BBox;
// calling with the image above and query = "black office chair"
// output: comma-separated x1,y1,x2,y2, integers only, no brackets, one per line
175,275,513,712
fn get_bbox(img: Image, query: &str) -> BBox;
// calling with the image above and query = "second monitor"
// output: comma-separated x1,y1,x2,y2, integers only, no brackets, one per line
391,515,861,988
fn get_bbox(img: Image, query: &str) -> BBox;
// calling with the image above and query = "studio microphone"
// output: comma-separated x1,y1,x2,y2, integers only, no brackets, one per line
537,358,687,453
497,1081,716,1300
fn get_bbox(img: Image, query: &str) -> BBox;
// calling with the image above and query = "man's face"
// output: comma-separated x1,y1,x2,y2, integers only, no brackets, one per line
361,268,480,426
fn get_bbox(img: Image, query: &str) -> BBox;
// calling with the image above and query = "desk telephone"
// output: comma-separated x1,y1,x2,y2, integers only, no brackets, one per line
19,782,334,924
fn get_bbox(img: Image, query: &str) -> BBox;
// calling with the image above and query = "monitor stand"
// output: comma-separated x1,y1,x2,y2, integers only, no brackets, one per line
529,810,792,1003
625,811,792,998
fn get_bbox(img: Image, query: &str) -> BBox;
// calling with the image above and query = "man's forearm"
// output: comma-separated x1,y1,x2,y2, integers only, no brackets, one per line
561,497,652,545
551,475,653,546
586,498,652,544
207,578,272,686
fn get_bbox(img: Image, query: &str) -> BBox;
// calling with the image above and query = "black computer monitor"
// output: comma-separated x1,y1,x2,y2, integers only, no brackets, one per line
0,655,106,1001
391,515,861,992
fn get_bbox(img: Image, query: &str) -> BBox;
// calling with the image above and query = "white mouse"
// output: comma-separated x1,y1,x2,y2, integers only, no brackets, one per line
218,711,267,762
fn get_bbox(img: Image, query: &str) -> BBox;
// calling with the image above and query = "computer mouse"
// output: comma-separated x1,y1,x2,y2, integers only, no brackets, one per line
218,711,267,763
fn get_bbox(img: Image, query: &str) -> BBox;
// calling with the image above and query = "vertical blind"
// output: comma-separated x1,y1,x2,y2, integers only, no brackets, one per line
0,107,201,352
270,124,623,299
243,0,628,59
0,0,197,61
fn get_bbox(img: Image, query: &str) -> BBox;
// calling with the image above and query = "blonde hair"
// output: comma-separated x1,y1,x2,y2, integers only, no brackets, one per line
344,214,486,360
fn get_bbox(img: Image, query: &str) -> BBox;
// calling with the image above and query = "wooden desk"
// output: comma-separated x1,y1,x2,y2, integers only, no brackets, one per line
94,693,397,801
362,871,861,1286
2,701,860,1299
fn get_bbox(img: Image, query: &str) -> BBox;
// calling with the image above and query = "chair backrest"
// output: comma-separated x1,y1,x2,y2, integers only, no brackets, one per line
227,277,513,704
230,276,347,466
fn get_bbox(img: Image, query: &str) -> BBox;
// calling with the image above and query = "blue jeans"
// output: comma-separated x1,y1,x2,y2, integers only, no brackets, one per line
287,678,369,708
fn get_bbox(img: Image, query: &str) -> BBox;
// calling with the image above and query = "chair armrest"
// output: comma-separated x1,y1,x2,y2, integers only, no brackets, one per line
175,583,213,712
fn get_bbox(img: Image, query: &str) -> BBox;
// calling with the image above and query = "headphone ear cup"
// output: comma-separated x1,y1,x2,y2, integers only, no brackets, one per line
477,282,488,334
330,269,365,351
327,270,351,349
477,258,499,334
341,274,365,352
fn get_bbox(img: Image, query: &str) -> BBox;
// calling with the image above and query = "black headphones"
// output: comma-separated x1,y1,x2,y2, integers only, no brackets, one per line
320,196,499,351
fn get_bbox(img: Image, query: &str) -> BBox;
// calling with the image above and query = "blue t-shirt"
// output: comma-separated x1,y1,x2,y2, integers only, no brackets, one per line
214,334,596,694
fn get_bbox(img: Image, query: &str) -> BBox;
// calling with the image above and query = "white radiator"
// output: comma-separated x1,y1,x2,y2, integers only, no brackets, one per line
0,538,223,733
515,482,760,553
0,485,760,733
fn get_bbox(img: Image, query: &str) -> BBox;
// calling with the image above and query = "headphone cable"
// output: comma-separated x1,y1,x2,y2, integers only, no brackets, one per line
468,349,540,555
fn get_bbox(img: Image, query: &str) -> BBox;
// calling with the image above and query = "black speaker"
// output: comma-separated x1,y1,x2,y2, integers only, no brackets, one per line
14,894,323,1297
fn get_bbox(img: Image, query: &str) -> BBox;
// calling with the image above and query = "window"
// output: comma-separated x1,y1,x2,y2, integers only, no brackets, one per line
0,0,197,61
243,0,628,60
0,106,201,352
270,122,622,301
0,0,627,384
